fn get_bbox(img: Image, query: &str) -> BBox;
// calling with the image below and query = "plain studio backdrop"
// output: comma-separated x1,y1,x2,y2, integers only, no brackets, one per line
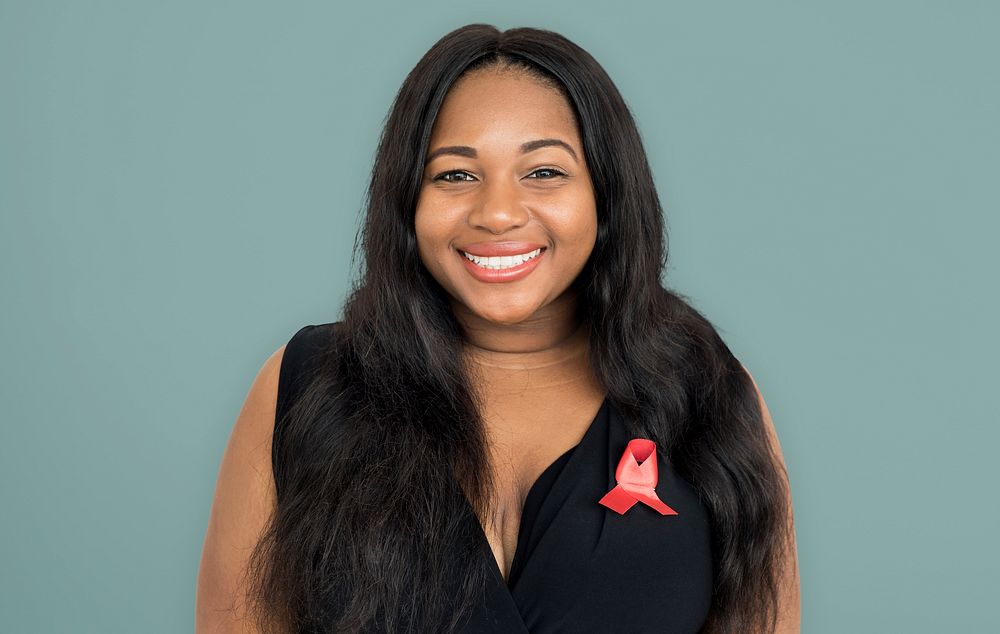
1,2,997,632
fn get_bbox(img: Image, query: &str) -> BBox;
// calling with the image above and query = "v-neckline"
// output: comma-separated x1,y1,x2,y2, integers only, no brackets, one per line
479,395,609,590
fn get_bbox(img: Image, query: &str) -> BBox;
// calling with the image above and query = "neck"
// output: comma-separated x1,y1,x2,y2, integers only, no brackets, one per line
454,289,595,393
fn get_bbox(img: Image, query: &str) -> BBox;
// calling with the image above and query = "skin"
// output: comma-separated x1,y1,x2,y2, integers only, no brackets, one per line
195,65,799,633
196,344,284,633
414,66,598,354
413,66,800,630
744,365,802,633
414,66,608,581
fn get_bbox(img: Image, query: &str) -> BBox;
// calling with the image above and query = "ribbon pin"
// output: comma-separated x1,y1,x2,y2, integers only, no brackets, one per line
598,438,678,515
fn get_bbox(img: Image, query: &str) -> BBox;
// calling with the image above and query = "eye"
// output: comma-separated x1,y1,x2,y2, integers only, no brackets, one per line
527,168,567,179
433,170,476,183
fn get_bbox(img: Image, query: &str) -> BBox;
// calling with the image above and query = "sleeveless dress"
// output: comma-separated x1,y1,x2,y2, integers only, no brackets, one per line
275,323,715,633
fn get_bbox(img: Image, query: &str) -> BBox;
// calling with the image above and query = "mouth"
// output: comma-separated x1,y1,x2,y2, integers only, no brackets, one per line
457,246,546,270
455,246,548,283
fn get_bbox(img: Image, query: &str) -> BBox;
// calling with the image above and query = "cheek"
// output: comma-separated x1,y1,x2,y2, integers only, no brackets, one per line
413,210,433,265
414,202,437,244
550,201,598,248
414,208,451,270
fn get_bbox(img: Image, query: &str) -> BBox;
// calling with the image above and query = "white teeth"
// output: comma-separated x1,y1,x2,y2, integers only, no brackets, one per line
462,248,543,270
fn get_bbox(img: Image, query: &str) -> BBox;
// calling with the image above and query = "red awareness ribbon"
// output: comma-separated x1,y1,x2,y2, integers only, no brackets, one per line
598,438,678,515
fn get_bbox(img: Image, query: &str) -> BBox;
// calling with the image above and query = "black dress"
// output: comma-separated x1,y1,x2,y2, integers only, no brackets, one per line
275,323,715,633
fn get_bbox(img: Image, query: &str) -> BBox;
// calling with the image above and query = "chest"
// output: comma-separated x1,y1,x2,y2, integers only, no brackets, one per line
476,385,606,583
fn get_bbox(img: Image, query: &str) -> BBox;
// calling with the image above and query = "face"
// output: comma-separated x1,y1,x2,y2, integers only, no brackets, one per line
414,68,598,327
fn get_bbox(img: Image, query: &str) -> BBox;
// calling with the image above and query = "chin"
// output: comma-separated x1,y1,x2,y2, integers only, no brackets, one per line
480,305,543,326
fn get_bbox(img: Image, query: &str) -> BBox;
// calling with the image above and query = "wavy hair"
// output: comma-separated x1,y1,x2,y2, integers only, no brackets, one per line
246,23,792,634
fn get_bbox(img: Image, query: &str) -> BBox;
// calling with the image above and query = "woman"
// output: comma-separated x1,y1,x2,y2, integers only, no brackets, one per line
197,24,800,634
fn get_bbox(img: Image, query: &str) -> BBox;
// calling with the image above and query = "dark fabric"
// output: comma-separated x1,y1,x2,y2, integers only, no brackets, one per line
272,322,336,502
275,323,715,633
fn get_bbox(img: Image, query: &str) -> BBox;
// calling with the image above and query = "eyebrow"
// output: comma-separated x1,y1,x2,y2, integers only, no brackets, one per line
425,138,579,164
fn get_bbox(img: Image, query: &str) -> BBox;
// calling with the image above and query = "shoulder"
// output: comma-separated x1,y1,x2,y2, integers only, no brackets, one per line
737,362,784,465
278,322,339,372
738,361,802,631
209,335,295,497
196,324,341,629
213,342,289,480
274,322,341,418
195,338,289,630
239,322,338,430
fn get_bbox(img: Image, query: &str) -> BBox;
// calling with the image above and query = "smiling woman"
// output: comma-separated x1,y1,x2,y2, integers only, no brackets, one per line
196,23,799,634
415,68,597,321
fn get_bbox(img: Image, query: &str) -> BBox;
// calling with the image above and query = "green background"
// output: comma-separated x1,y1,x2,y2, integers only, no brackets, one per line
2,1,997,631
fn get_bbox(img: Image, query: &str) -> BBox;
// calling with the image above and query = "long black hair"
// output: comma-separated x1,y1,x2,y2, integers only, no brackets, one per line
246,23,793,634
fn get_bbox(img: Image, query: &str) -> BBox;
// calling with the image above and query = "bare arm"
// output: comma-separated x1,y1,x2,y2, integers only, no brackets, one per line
196,345,286,633
742,363,802,633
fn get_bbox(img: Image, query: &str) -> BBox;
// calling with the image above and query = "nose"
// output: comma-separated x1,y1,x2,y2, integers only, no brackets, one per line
467,177,529,234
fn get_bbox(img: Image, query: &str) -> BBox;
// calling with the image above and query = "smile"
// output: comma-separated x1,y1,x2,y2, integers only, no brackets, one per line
456,247,547,283
459,247,544,270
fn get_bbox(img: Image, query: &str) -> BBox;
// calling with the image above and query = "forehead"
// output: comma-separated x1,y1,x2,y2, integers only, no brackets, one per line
428,69,580,148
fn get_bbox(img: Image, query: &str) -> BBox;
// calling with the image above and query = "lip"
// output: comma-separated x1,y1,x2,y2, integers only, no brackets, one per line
456,245,547,284
457,241,547,257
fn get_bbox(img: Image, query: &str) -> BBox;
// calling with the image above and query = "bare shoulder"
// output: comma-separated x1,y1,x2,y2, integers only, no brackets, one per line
738,362,785,464
195,343,287,633
739,361,802,633
232,344,287,461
